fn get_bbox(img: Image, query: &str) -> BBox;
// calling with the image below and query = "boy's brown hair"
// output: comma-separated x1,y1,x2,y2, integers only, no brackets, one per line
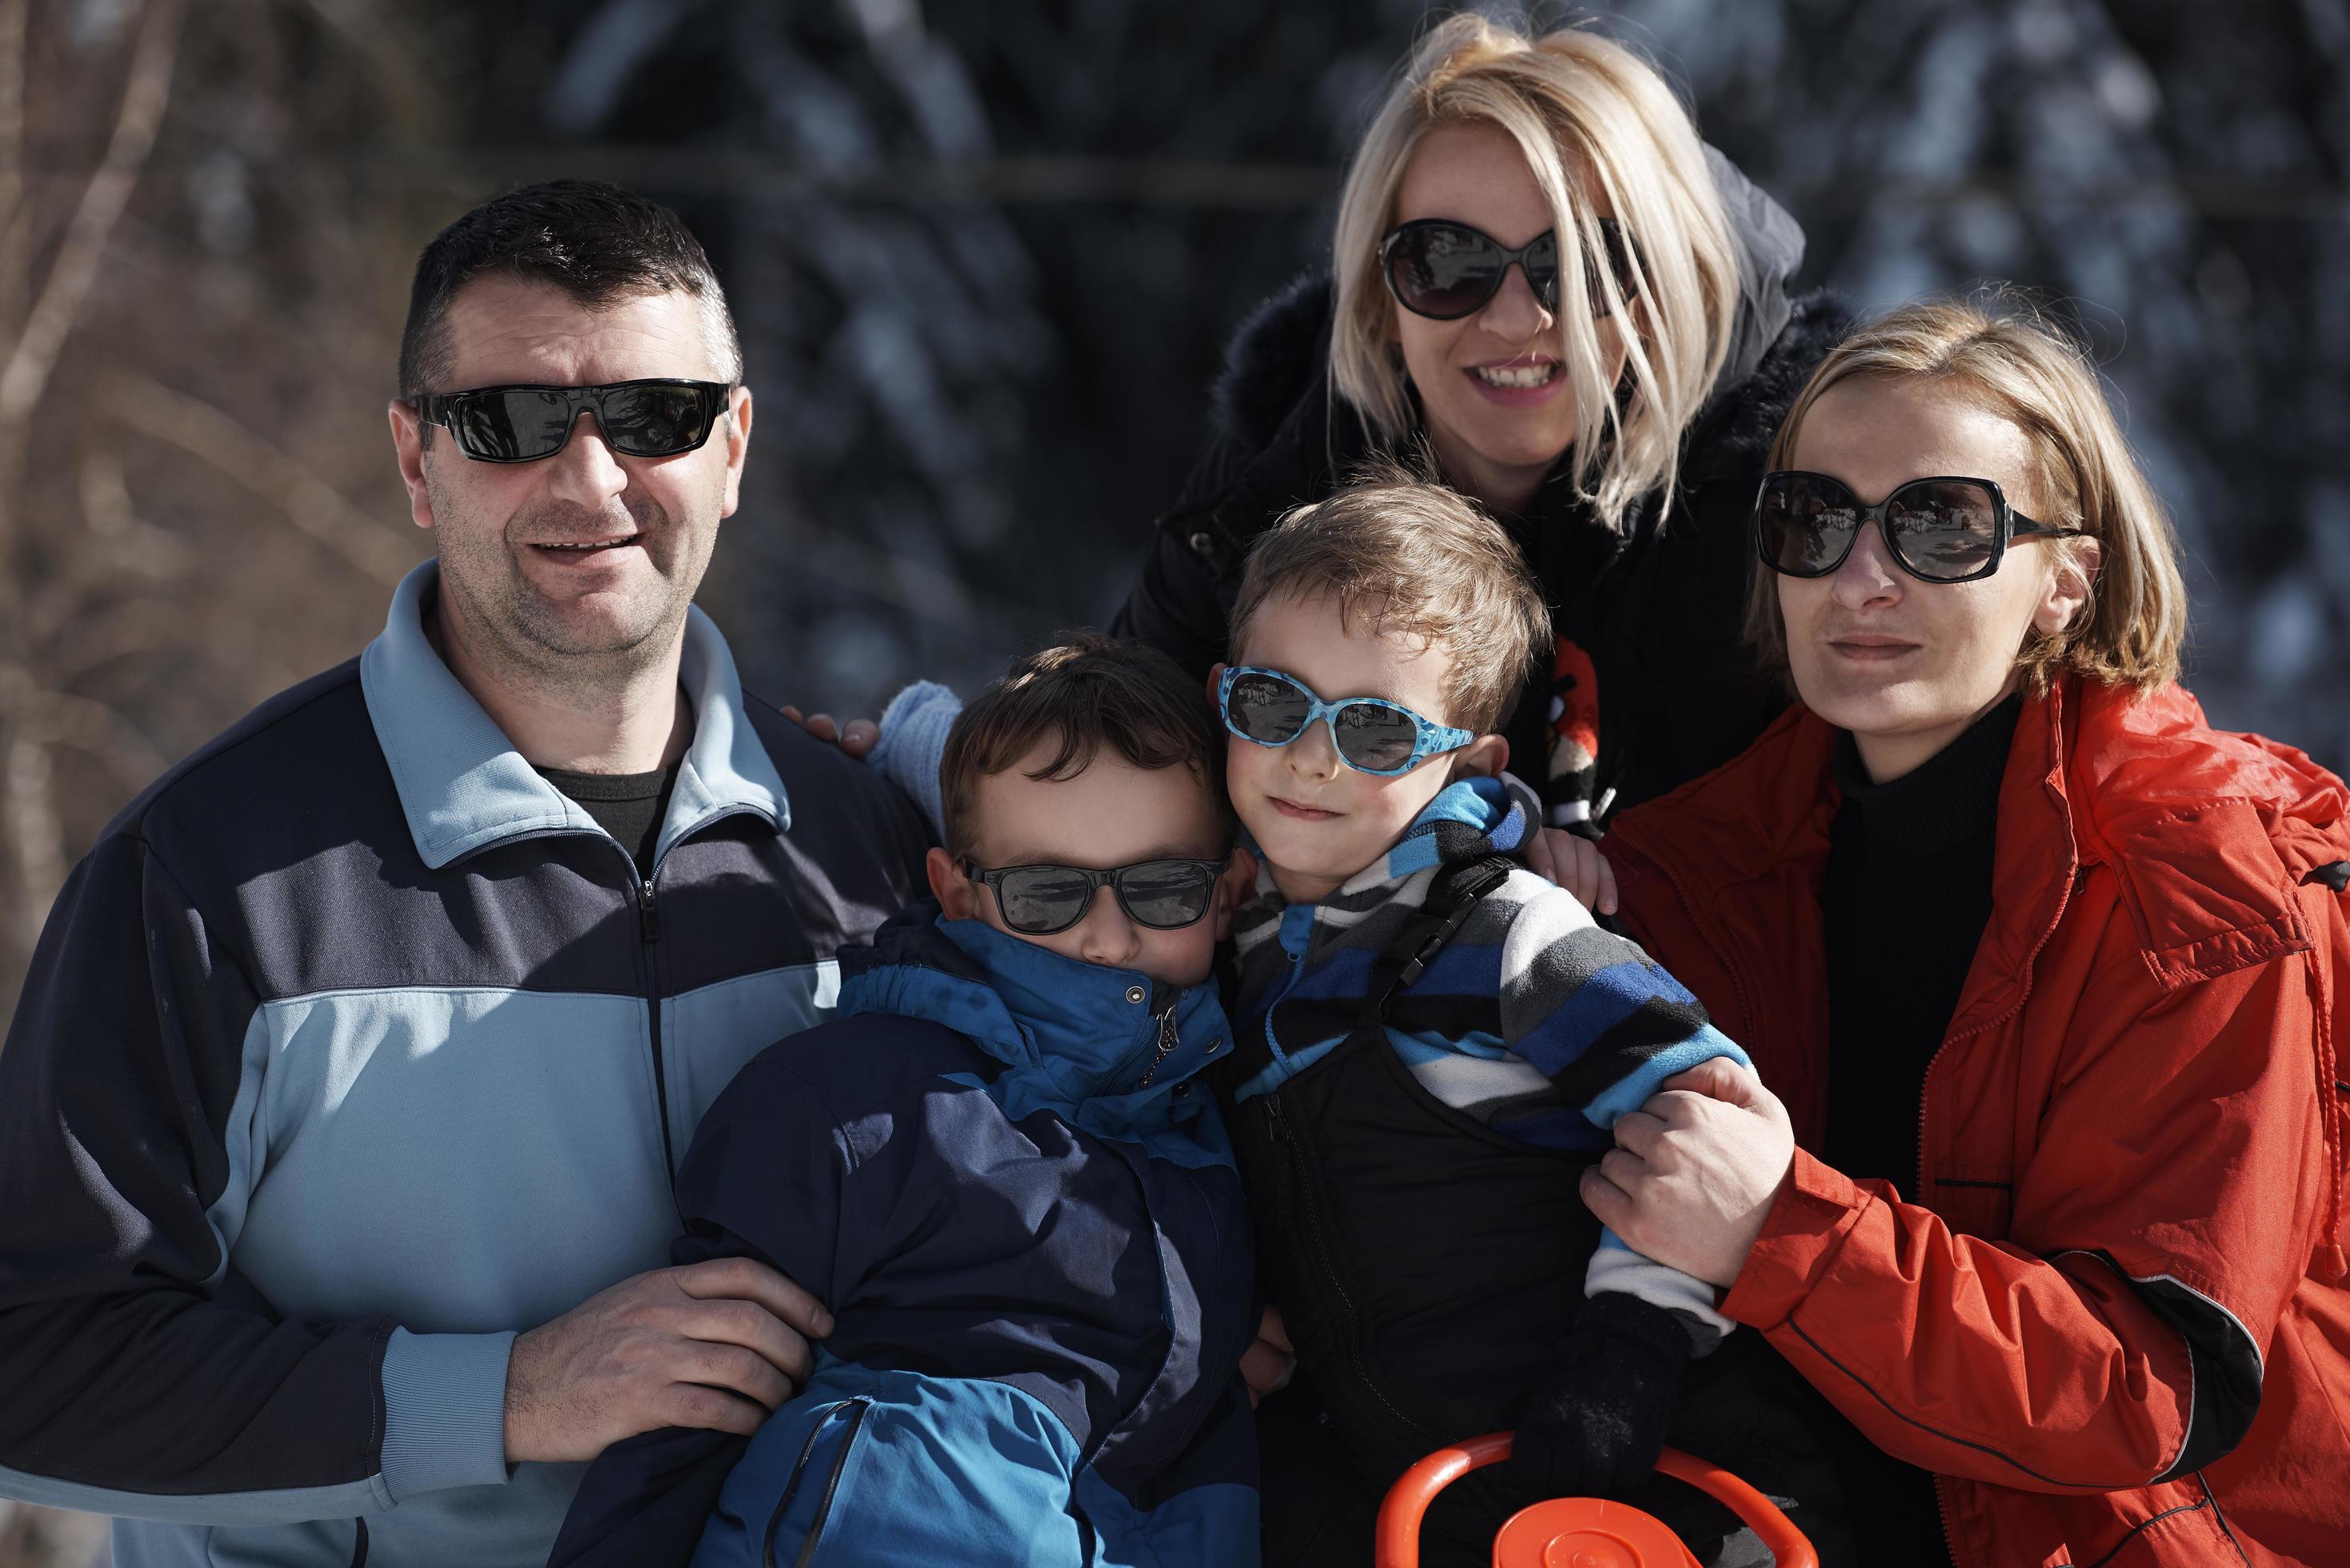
1230,461,1551,734
941,633,1231,858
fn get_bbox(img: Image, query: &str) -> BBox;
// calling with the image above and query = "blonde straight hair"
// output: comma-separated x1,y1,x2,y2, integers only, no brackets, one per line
1747,295,2188,693
1329,14,1741,531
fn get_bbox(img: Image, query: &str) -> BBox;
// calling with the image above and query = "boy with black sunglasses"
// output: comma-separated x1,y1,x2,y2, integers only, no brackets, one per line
547,635,1262,1568
1219,469,1842,1566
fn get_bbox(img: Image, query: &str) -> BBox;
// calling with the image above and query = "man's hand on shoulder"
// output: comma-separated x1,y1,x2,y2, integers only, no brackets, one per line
502,1257,835,1464
778,706,879,760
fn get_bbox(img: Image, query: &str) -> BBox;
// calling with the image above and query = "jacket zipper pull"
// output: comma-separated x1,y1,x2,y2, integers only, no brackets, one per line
1136,999,1179,1087
639,878,661,943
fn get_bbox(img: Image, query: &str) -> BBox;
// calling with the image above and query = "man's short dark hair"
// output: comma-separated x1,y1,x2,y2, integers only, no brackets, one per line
398,178,743,405
941,634,1231,860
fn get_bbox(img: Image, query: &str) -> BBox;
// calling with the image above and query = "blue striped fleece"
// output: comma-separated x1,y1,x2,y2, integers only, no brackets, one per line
1230,774,1747,1343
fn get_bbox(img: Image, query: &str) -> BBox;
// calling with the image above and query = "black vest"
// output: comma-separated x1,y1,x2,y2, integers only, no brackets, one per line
1219,857,1603,1485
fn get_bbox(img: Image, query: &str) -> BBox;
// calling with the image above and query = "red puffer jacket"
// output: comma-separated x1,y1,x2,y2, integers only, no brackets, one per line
1607,674,2350,1567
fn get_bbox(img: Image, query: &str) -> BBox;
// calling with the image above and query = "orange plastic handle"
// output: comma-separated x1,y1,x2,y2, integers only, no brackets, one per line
1372,1434,1820,1568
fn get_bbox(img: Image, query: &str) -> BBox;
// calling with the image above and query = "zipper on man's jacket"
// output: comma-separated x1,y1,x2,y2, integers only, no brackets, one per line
621,855,677,1195
639,877,662,944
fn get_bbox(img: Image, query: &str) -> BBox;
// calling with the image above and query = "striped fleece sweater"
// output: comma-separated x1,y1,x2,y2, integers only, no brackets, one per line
1230,774,1747,1343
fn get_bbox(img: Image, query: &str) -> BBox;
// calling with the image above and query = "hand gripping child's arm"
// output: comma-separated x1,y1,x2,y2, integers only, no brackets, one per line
546,1047,855,1568
1485,879,1755,1496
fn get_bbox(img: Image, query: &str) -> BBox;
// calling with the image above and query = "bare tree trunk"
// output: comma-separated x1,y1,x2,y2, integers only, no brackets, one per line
2,735,60,950
0,0,180,529
0,0,28,338
0,0,180,993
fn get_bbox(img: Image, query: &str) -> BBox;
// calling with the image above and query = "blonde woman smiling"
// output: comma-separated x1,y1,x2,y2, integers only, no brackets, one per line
1115,13,1846,833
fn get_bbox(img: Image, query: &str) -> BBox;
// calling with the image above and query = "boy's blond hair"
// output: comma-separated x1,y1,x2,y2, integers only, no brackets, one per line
1747,295,2188,694
1330,13,1740,532
1231,463,1551,734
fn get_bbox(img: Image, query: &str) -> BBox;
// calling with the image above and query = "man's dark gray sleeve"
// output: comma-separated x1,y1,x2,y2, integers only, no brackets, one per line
0,832,409,1522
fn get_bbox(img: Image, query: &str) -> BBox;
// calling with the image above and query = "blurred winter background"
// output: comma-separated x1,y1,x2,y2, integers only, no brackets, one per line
1,0,2344,1558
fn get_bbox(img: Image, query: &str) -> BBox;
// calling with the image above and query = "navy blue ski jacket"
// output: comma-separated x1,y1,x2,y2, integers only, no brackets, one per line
547,903,1259,1568
0,563,931,1568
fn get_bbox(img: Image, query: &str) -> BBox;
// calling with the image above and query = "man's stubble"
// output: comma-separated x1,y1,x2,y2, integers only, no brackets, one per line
428,478,715,711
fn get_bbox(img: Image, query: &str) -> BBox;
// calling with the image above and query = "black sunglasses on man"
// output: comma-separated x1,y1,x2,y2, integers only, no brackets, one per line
414,379,735,464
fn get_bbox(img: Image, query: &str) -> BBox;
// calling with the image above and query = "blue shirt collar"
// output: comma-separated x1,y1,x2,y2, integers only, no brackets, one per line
841,905,1230,1098
359,561,791,870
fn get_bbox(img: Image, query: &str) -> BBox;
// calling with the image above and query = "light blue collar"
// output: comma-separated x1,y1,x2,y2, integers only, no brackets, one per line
359,561,791,870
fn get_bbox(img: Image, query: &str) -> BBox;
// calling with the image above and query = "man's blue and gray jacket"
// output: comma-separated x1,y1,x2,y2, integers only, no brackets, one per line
0,562,931,1568
546,903,1259,1568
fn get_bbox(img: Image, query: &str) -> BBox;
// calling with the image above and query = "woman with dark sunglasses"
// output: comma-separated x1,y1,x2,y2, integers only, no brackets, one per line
1112,13,1849,832
1596,298,2350,1567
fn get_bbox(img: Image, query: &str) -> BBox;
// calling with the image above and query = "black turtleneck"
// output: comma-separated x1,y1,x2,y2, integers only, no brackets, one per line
1818,690,2022,1567
1822,691,2020,1198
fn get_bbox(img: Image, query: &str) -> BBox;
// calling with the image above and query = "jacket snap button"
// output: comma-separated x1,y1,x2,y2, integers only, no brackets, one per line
1207,1038,1223,1054
1175,1083,1191,1097
1187,530,1215,556
1126,985,1147,1004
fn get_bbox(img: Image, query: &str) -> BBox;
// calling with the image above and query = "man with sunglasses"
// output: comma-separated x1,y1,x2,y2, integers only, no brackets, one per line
546,634,1259,1567
0,181,931,1567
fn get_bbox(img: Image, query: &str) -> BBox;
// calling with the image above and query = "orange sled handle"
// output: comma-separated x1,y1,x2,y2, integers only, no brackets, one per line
1373,1434,1819,1568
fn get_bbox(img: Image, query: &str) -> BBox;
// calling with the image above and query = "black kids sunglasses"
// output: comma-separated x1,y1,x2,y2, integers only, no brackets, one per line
961,856,1228,938
1754,470,2087,585
1379,218,1639,321
414,379,734,464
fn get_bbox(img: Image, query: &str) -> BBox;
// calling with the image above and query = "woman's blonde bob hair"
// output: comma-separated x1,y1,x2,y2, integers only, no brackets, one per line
1330,14,1741,531
1747,295,2188,694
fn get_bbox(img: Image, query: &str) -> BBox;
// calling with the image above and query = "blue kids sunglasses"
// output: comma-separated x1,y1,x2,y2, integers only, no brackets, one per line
1218,666,1474,777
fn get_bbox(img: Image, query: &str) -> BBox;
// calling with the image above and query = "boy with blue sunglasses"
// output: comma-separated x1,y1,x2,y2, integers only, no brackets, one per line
1219,470,1837,1566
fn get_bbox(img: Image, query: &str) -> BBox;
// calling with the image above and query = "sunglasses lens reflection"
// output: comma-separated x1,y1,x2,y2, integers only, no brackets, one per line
604,384,715,457
1387,224,1505,318
1759,477,1862,575
1227,671,1313,744
1888,482,2000,579
1332,704,1419,772
1117,861,1217,929
450,390,563,461
997,867,1099,934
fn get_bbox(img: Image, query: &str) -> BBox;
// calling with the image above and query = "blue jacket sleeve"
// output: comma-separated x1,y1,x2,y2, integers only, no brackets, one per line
546,1039,857,1567
1489,882,1747,1342
863,682,959,842
1492,880,1751,1127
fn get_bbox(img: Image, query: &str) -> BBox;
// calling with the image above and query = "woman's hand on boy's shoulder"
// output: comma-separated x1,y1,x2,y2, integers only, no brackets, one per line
779,706,879,759
1579,1058,1794,1290
1524,827,1619,916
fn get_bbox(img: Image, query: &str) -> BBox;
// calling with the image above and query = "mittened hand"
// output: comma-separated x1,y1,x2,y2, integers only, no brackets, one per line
1506,1291,1694,1499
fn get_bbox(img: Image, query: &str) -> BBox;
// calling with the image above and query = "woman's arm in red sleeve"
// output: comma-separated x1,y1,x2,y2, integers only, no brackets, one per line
1721,947,2324,1494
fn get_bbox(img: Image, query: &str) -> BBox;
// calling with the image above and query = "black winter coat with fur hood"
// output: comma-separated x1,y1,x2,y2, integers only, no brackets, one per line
1111,162,1851,827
